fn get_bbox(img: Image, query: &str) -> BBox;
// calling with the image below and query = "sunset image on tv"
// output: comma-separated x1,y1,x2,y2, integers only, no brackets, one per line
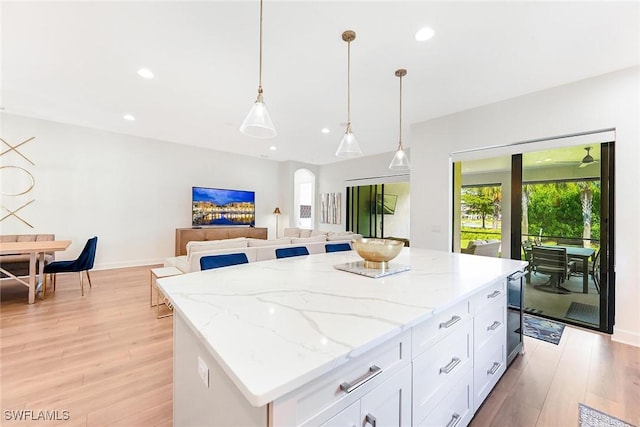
192,187,255,226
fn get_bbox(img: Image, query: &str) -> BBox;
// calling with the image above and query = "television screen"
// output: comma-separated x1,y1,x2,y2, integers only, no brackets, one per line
375,194,398,215
192,187,255,226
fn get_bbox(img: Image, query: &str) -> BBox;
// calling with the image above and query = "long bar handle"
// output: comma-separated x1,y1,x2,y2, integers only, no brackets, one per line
487,321,501,331
365,414,377,427
487,361,502,375
446,413,462,427
508,270,528,281
487,290,501,299
439,315,461,329
340,365,382,394
439,357,461,374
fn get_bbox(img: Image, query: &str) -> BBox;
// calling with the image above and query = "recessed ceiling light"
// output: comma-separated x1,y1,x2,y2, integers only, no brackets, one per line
321,128,330,134
137,68,154,79
269,146,277,151
123,114,135,121
415,27,435,42
544,158,552,162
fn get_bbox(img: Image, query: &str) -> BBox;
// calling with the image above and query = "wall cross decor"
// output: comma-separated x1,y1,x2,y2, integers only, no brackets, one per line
0,136,36,228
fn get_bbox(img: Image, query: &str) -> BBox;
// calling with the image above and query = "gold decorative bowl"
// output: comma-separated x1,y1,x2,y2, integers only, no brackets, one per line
352,238,405,269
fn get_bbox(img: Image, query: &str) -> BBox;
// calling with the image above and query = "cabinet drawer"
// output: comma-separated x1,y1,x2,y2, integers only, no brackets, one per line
319,401,359,427
474,331,506,411
272,331,411,427
474,297,506,352
471,279,505,314
412,298,470,358
412,317,472,423
416,374,473,427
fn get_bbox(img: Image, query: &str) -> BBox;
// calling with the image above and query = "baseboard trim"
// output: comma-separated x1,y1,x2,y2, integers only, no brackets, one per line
612,327,640,348
93,258,166,271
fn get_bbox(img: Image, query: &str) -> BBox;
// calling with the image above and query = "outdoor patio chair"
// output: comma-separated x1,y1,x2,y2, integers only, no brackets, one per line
531,246,576,294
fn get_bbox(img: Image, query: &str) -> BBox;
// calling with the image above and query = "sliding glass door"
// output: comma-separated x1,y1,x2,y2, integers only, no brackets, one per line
454,141,614,333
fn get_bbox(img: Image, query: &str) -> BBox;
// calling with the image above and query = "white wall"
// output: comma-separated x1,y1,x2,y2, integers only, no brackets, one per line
411,66,640,346
0,114,280,268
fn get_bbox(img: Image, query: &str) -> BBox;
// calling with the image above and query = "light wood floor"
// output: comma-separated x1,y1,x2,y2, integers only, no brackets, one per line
1,265,638,427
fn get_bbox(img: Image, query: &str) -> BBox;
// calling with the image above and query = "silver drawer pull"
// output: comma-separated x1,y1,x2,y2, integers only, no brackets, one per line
365,414,377,427
446,413,461,427
487,361,502,375
439,315,461,329
340,365,382,394
487,290,501,299
487,321,501,331
439,357,461,374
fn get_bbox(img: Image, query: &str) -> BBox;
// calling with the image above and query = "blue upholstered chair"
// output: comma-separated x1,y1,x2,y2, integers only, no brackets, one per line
325,243,352,253
275,246,310,259
43,236,98,297
200,253,249,270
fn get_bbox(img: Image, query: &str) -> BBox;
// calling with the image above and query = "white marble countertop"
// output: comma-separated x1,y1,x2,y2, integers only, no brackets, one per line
158,247,527,407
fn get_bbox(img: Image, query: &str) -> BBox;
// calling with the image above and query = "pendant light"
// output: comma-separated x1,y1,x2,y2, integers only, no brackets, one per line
240,0,276,138
389,68,410,170
336,30,362,158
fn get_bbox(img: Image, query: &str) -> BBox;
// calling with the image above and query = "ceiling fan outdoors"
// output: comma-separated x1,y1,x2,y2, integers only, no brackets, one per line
579,146,598,168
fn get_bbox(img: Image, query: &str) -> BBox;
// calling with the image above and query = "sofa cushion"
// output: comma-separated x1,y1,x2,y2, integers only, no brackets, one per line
327,233,361,241
186,238,248,260
291,235,327,244
283,228,300,238
310,230,329,237
248,237,291,247
299,229,313,238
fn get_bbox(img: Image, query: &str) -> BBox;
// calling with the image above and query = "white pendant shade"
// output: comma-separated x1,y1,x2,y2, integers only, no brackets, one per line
389,145,410,170
240,97,276,138
336,128,362,157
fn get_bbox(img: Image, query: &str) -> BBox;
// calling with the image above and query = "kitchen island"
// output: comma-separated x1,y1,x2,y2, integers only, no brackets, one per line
158,247,527,426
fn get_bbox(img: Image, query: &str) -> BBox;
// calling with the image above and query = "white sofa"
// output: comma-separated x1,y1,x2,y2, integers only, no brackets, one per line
164,231,361,273
461,239,501,257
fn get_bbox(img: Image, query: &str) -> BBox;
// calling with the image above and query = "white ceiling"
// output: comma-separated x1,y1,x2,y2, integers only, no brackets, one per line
2,1,638,165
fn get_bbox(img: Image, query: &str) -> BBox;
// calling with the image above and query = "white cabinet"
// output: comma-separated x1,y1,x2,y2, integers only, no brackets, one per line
361,364,412,427
272,331,411,427
319,364,412,427
471,278,507,412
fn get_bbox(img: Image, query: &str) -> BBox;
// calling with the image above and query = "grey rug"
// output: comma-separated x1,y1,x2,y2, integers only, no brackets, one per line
566,302,599,324
579,403,636,427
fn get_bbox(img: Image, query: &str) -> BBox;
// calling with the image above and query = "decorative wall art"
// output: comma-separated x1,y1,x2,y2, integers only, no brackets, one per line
320,192,341,224
0,136,36,228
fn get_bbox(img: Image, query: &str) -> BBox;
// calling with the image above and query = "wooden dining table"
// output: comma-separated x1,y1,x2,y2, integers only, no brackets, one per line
0,240,72,303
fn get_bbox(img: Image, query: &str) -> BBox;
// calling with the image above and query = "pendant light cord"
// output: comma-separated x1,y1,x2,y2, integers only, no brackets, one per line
258,0,263,94
399,74,402,146
347,40,351,126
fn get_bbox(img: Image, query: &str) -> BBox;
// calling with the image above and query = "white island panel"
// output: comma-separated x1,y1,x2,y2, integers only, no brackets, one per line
158,248,526,408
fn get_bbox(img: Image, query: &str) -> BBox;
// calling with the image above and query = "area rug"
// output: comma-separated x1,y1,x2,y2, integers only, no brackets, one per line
566,302,599,324
520,314,565,345
579,403,636,427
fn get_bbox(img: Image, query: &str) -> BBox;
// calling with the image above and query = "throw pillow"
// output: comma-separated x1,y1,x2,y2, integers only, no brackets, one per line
283,228,301,238
299,229,313,238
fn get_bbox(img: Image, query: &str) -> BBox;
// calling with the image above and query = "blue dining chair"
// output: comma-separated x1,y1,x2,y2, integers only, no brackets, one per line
325,243,352,253
44,236,98,297
275,246,309,259
200,253,249,270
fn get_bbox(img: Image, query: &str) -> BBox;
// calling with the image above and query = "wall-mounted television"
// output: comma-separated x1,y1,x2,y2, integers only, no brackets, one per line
192,187,255,226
